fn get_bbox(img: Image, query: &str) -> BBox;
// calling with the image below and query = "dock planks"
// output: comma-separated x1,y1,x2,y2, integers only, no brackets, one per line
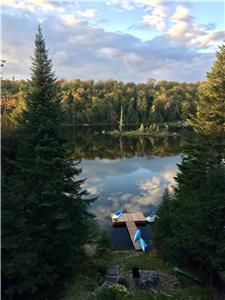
111,212,146,251
126,221,141,250
111,212,146,226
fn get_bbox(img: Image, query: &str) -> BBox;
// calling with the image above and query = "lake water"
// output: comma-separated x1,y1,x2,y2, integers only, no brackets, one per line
72,134,181,249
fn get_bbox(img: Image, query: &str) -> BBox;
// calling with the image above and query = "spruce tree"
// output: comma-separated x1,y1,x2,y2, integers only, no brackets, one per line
153,134,225,281
2,26,93,298
189,43,225,134
153,43,225,283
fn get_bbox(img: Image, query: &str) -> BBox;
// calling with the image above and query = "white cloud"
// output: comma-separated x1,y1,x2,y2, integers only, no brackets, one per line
136,0,167,31
61,15,80,26
100,47,119,58
1,12,217,82
142,14,165,31
104,0,224,48
168,4,225,48
171,5,189,22
0,0,60,13
78,9,98,19
121,0,134,10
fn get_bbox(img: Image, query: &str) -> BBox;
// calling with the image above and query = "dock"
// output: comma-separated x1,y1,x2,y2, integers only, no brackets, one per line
111,212,146,251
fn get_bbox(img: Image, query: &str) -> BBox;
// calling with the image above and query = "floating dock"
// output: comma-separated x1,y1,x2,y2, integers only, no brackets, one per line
111,212,146,251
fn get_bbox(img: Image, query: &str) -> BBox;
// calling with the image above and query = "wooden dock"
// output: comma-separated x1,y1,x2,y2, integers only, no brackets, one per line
111,212,146,251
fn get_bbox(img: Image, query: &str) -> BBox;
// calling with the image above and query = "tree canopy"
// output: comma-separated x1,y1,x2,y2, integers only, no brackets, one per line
2,78,200,129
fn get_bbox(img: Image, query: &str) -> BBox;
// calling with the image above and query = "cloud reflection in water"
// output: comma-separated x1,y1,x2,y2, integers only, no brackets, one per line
81,155,181,224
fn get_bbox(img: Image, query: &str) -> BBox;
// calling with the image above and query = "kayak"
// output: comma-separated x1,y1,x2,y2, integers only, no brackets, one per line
139,238,147,252
133,229,141,242
145,215,157,223
112,209,123,220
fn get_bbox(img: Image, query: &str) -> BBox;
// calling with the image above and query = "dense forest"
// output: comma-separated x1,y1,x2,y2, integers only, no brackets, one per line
1,23,225,300
2,78,199,129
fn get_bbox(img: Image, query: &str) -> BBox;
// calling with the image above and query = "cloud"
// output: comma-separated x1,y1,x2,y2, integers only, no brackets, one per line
128,0,168,31
105,0,224,48
167,5,225,48
78,9,98,19
86,156,180,224
0,0,62,13
60,14,80,26
142,14,165,31
1,11,217,82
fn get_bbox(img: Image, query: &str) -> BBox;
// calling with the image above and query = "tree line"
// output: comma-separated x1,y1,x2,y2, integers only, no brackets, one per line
2,78,200,130
2,24,225,299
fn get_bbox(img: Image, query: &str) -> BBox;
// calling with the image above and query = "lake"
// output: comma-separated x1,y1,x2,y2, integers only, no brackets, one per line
71,134,182,249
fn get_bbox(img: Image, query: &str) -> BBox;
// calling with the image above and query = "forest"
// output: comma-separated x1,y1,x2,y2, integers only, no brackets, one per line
2,78,199,130
1,25,225,300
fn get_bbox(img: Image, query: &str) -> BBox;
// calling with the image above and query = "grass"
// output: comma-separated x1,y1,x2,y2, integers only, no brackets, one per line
114,251,173,274
60,275,97,300
125,286,217,300
61,250,224,300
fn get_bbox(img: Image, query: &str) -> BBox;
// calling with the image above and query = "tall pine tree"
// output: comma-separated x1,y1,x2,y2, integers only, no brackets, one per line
153,43,225,283
2,26,93,298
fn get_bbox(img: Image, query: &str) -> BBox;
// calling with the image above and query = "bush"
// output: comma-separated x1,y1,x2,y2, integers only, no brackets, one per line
97,284,129,300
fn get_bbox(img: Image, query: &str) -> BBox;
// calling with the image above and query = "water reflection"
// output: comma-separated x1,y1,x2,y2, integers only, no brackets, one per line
71,134,181,249
71,134,181,159
81,155,181,224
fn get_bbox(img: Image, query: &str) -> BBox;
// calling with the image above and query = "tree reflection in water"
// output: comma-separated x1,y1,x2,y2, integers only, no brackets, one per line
69,132,182,249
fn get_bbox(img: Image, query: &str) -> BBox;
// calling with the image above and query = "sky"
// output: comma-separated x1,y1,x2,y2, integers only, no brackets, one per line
1,0,225,82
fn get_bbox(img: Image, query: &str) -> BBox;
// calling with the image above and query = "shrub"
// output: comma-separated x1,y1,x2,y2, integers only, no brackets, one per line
97,284,129,300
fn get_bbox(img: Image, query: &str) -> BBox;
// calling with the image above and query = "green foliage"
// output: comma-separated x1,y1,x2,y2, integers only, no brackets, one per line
97,229,111,249
189,43,225,134
153,44,225,283
97,284,129,300
2,26,93,298
2,78,199,128
153,134,225,281
122,287,219,300
119,251,173,274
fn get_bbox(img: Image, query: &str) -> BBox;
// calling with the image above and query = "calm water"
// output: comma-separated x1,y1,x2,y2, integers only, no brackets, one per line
72,134,182,249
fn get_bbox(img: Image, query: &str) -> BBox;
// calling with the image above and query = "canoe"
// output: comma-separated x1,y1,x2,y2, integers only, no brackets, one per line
133,229,141,242
139,238,147,252
112,209,123,220
174,267,204,284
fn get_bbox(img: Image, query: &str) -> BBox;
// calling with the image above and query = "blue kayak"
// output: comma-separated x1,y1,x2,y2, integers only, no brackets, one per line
112,209,123,220
133,229,141,242
139,238,147,252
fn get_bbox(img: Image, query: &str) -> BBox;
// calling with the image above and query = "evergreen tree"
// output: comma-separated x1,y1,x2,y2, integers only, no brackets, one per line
153,134,225,281
153,43,225,283
189,43,225,134
2,26,93,298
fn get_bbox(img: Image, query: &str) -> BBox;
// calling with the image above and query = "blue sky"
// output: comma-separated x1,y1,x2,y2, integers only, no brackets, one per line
1,0,225,82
